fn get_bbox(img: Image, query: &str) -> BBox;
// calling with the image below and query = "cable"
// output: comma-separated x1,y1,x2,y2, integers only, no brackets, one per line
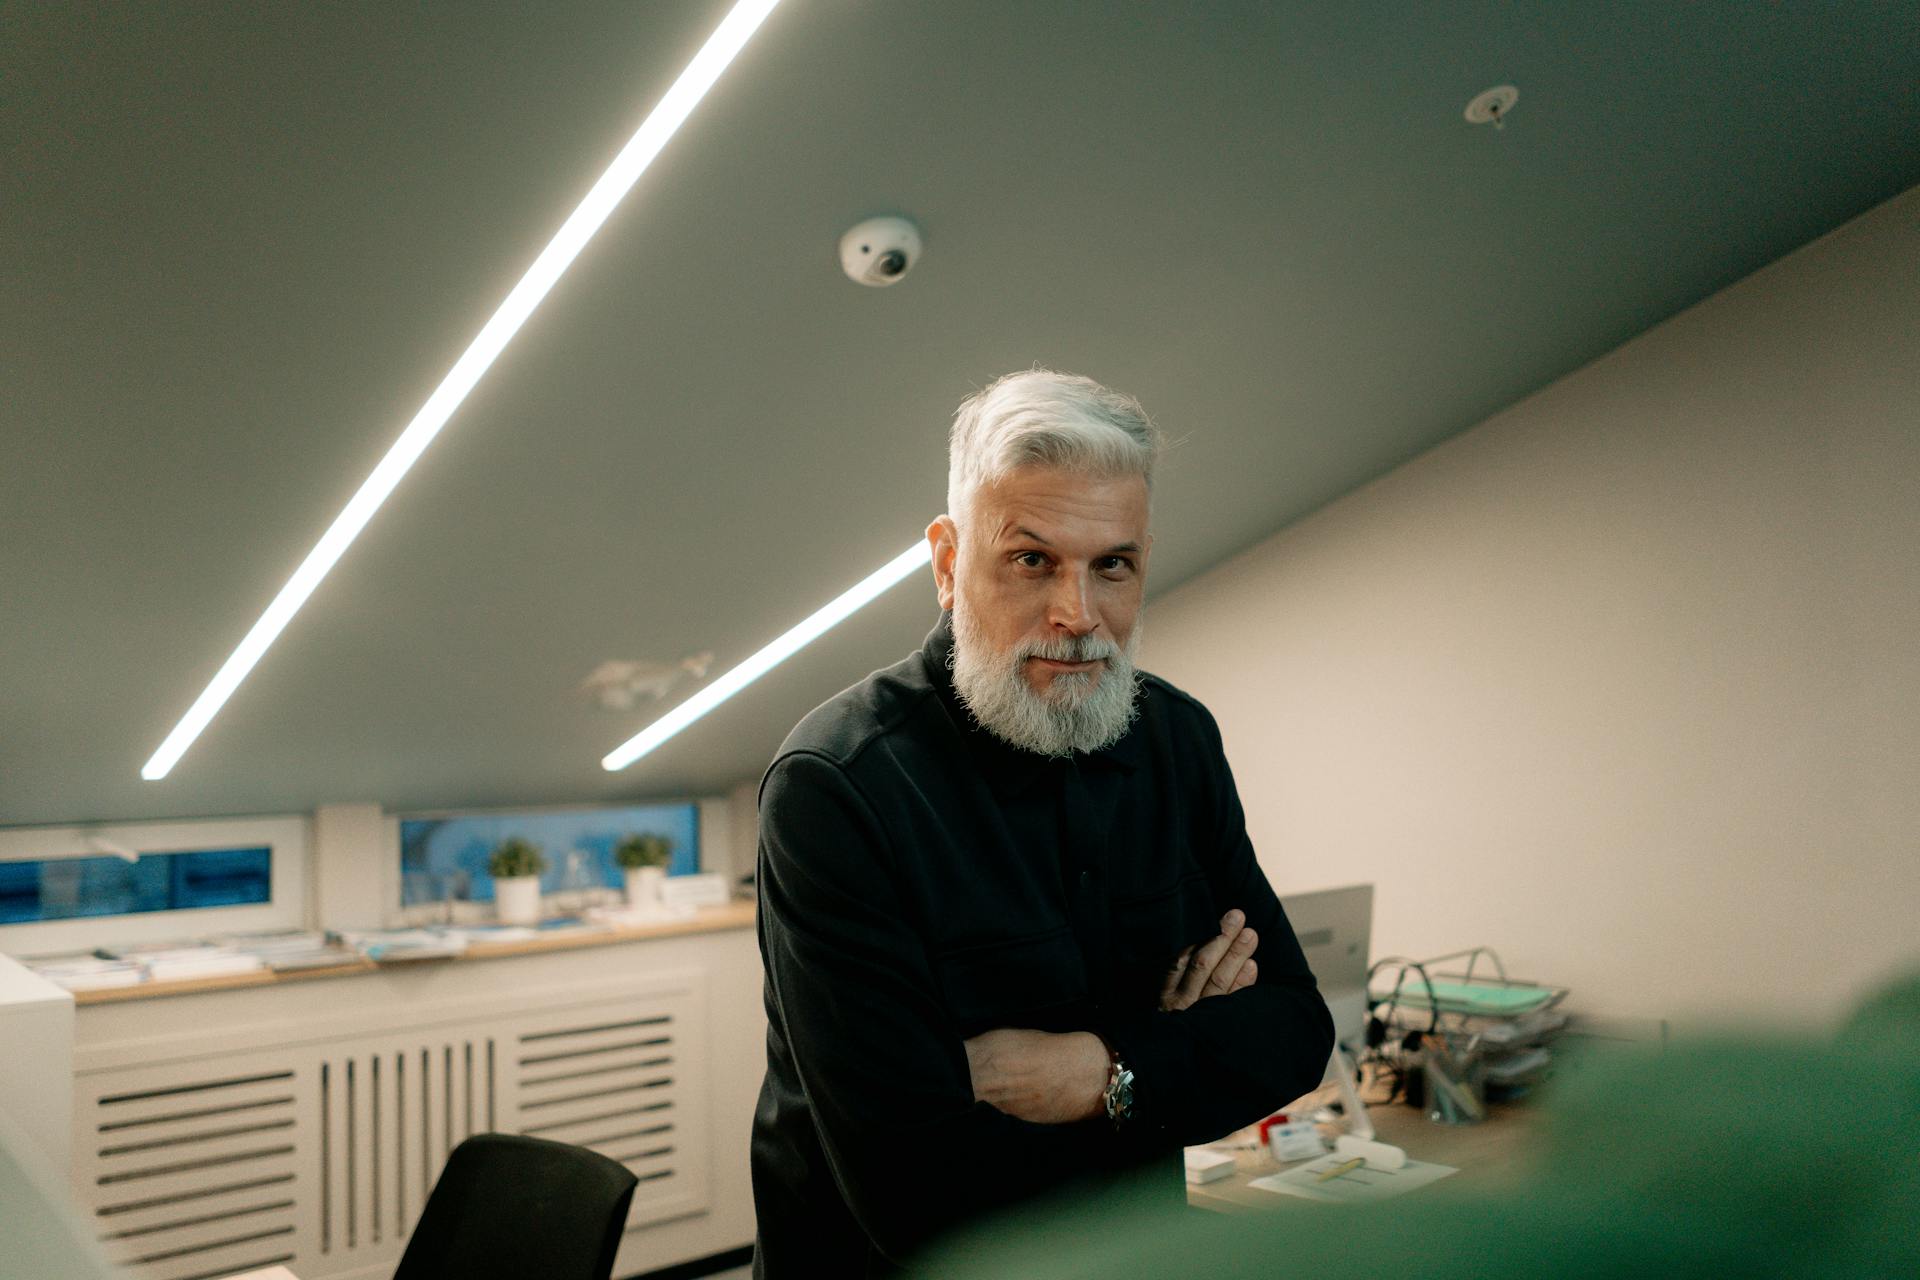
1361,956,1443,1108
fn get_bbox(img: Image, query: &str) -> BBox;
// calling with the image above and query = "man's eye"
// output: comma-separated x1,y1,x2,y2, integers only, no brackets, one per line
1098,557,1133,575
1014,552,1048,569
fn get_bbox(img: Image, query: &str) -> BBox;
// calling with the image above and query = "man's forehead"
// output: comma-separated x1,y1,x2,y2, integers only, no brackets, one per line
972,467,1149,539
990,522,1147,558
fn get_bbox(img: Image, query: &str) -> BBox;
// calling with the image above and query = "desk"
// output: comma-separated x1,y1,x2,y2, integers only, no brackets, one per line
67,900,758,1005
1188,1095,1546,1212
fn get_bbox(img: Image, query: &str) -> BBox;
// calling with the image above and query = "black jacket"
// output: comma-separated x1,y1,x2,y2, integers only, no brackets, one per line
750,615,1333,1276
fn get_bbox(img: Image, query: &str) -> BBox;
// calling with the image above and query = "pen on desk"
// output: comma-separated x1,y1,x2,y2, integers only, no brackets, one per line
1316,1156,1366,1183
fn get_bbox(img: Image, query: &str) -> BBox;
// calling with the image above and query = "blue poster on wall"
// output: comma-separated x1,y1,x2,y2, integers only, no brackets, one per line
398,803,700,905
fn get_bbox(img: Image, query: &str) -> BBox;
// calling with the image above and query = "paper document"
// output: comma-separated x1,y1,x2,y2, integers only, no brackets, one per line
26,955,145,991
1249,1151,1456,1204
143,953,265,982
331,929,468,961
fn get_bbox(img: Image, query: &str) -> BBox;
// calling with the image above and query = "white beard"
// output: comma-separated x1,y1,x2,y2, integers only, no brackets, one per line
948,602,1143,758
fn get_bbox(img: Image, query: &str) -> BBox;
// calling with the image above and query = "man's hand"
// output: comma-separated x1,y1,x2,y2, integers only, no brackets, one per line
962,1028,1109,1125
1159,909,1259,1011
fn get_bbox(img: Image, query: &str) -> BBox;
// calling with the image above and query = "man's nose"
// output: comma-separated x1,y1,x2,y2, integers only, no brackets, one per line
1048,569,1097,635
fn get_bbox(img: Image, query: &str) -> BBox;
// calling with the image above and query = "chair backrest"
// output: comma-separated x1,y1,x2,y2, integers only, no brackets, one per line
392,1133,638,1280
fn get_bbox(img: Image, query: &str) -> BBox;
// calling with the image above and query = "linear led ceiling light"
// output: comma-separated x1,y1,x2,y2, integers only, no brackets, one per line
602,540,929,771
141,0,784,782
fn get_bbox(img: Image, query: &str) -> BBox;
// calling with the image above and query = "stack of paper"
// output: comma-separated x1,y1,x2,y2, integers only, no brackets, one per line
97,942,266,983
329,929,467,962
25,954,145,992
137,950,265,983
447,925,540,945
213,929,359,972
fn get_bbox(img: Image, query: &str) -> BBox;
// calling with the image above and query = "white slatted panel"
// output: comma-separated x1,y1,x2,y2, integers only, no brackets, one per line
311,1033,494,1276
72,972,708,1280
76,1054,311,1280
503,987,711,1230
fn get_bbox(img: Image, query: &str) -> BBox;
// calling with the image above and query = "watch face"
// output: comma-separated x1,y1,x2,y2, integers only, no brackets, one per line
1107,1064,1135,1124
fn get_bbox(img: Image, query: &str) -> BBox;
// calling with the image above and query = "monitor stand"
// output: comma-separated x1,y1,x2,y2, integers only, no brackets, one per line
1320,1044,1375,1141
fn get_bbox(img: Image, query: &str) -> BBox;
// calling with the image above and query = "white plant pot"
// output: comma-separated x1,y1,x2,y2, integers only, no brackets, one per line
494,875,543,925
624,865,666,909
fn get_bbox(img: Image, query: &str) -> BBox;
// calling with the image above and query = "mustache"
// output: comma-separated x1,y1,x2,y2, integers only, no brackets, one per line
1014,635,1119,664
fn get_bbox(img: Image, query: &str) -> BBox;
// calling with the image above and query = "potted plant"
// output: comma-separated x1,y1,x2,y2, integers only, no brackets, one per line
615,834,673,908
488,838,547,925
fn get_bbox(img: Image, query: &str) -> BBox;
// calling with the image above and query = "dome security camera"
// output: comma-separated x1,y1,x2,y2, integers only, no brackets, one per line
839,216,922,287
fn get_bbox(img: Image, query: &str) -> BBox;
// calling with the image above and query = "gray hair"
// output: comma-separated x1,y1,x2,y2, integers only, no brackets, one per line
946,368,1163,525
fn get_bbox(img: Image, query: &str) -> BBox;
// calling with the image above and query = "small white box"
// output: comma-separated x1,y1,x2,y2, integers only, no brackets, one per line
659,872,730,909
1267,1119,1327,1162
1183,1147,1237,1185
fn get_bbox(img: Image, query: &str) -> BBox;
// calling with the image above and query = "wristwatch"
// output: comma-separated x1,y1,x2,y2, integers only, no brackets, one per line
1102,1047,1135,1128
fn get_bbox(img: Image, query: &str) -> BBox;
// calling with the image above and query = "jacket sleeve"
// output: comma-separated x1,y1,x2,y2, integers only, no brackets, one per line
757,749,1128,1263
1092,702,1335,1146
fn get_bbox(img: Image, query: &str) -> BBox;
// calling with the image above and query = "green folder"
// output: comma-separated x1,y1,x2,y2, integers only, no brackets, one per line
1369,978,1557,1017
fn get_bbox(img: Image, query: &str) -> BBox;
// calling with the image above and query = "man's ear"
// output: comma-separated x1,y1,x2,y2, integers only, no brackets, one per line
927,515,959,611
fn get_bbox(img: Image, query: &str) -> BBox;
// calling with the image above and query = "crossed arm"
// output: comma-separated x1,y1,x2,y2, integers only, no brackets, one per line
962,910,1263,1123
758,740,1332,1260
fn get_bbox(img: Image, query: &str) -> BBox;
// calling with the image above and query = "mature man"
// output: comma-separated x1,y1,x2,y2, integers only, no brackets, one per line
750,370,1334,1276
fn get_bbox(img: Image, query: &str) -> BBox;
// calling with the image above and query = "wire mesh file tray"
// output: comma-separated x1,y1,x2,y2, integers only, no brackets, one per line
1365,947,1570,1125
1369,946,1566,1023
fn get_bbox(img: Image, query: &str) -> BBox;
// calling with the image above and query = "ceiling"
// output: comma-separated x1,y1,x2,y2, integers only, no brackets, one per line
4,2,1916,827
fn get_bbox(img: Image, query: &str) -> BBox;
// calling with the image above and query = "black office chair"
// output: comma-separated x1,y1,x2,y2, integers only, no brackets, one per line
392,1132,638,1280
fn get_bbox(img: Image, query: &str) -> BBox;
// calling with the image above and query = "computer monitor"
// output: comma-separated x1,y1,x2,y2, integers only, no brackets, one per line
1276,884,1379,1136
1279,882,1373,1049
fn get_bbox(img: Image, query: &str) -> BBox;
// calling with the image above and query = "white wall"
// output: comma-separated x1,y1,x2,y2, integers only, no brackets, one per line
725,778,760,887
1143,185,1920,1029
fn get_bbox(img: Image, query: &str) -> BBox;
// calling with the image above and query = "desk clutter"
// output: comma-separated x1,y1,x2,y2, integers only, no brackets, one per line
1362,946,1568,1124
22,931,356,991
1191,1122,1460,1206
22,915,688,988
1181,943,1569,1209
19,878,745,992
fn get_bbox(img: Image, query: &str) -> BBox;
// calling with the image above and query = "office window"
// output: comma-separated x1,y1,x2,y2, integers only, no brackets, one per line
0,815,309,956
399,802,700,906
0,846,271,925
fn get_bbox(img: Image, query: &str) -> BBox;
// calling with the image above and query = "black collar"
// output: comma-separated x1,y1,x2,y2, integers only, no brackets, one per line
918,613,1142,799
